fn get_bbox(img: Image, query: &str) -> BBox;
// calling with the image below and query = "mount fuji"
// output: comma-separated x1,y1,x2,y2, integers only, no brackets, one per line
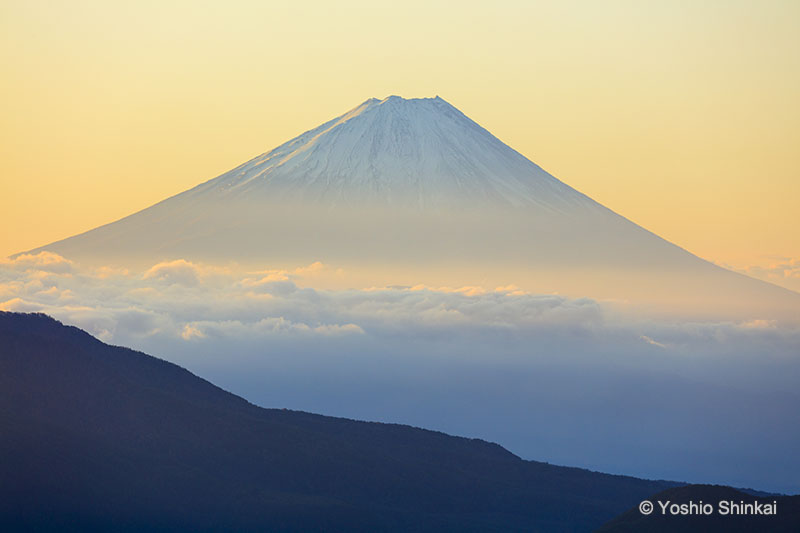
25,96,799,319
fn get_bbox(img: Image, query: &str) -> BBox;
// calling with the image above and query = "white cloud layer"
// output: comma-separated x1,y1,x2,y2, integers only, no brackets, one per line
2,252,800,494
724,257,800,293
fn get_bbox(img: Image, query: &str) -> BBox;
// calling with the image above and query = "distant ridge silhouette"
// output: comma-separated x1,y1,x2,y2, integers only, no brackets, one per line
0,311,680,531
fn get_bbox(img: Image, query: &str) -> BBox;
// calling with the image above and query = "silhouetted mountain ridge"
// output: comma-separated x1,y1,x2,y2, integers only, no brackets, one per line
1,311,685,531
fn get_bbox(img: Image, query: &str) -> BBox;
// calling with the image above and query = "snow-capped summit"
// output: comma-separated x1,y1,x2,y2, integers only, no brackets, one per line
186,95,597,211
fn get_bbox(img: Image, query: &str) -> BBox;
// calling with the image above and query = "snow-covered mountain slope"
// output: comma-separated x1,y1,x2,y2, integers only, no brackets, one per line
186,95,599,211
23,96,799,320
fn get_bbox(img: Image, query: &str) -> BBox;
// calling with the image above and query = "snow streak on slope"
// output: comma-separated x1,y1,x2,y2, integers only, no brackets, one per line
186,96,599,211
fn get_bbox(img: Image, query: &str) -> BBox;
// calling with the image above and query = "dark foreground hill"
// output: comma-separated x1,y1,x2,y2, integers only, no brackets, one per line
598,484,800,532
0,312,682,532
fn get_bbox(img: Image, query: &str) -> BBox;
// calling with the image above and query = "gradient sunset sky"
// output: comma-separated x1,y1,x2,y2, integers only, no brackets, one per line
2,0,798,272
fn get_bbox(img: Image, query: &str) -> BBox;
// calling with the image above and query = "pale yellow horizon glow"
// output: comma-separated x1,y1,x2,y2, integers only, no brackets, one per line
2,0,799,275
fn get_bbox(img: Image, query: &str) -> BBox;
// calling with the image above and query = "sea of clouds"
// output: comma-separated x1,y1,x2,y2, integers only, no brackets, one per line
3,251,800,493
727,257,800,293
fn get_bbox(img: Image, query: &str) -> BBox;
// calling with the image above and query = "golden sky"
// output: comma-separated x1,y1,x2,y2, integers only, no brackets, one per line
2,0,798,270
